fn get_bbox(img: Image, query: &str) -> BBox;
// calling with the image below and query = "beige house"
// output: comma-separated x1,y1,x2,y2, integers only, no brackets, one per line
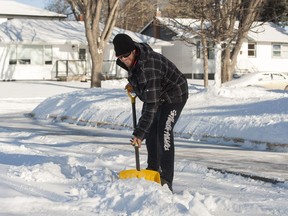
140,17,288,79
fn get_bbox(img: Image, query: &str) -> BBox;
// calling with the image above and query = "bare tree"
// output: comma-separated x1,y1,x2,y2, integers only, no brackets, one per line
45,0,76,20
116,0,157,32
67,0,119,88
165,0,265,87
260,0,288,25
220,0,265,83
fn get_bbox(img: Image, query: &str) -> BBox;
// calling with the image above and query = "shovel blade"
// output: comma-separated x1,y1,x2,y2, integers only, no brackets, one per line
119,169,161,183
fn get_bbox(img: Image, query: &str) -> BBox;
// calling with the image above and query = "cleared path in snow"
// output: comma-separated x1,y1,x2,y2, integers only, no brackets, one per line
0,113,287,183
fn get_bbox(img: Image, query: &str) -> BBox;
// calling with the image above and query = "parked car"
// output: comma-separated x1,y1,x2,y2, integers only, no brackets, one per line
224,72,288,90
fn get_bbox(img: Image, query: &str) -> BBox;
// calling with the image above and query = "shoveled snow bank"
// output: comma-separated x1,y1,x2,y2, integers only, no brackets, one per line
31,79,288,151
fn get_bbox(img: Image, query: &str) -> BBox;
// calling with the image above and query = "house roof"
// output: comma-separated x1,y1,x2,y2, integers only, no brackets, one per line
111,26,172,46
248,22,288,43
140,17,199,39
0,19,172,46
0,19,87,44
144,17,288,43
0,0,66,19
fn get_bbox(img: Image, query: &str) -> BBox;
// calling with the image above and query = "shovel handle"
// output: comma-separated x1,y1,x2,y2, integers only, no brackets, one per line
127,90,136,103
127,90,140,171
135,146,140,171
127,90,137,129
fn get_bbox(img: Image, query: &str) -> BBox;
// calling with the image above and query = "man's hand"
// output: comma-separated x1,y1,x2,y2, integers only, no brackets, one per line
130,136,142,148
125,83,133,93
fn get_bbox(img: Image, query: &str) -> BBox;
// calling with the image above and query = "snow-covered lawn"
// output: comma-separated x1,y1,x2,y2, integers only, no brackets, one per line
0,80,287,216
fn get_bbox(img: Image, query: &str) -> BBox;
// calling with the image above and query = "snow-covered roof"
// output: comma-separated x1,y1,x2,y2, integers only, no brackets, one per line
0,0,66,19
0,19,172,46
151,17,288,43
140,17,200,40
248,22,288,43
0,19,87,44
111,26,172,46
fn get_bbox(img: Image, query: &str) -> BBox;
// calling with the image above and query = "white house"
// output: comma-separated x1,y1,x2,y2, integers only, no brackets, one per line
0,19,89,80
140,17,288,79
0,0,67,23
0,1,171,81
0,18,171,81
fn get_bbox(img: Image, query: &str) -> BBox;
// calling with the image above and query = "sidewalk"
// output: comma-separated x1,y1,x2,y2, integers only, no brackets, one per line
174,138,288,183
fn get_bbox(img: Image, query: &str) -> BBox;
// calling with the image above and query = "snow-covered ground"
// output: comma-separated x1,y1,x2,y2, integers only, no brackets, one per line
0,80,287,216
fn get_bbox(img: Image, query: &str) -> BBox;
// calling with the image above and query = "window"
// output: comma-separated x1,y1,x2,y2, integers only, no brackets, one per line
248,43,256,57
196,41,214,59
272,73,286,80
79,48,86,60
283,45,288,58
18,45,40,64
9,45,53,65
260,73,272,81
44,45,52,64
272,44,281,57
196,41,201,58
272,44,288,58
9,45,17,64
207,41,214,59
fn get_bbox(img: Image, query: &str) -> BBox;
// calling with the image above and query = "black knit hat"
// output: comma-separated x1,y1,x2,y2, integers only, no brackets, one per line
113,34,135,57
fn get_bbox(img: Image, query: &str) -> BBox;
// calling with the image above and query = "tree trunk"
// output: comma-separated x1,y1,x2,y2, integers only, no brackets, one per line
221,45,231,83
220,0,265,83
201,36,209,87
90,49,104,88
84,19,104,88
214,43,222,88
68,0,119,88
228,36,246,81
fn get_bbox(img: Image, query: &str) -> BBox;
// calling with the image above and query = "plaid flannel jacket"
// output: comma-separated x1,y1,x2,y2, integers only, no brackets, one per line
116,43,188,140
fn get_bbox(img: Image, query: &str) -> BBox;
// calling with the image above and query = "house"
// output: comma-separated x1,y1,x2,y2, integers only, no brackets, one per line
0,0,67,23
0,19,171,81
0,1,171,81
0,19,89,81
140,16,288,79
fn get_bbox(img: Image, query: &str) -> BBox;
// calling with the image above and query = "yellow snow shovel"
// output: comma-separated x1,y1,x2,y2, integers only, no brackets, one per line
119,90,161,183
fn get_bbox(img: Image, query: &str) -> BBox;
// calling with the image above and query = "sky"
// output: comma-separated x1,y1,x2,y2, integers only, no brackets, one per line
14,0,47,9
0,79,287,215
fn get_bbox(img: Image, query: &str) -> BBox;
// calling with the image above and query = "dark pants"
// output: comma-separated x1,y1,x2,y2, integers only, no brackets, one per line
145,100,186,187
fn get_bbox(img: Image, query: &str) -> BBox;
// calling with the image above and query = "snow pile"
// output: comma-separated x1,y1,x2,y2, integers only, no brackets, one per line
9,162,68,183
31,79,288,151
2,143,218,216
